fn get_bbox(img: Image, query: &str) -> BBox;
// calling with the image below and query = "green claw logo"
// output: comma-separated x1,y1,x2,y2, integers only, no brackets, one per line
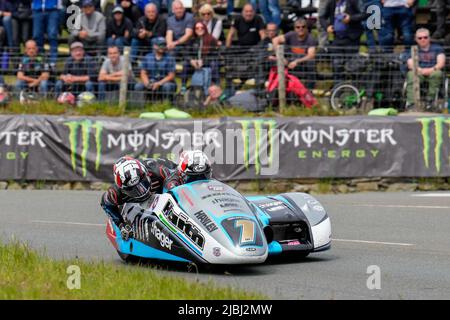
417,117,450,173
236,119,277,175
64,120,103,177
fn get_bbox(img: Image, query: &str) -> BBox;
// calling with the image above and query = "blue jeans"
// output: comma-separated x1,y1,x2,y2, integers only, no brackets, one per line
1,15,13,47
131,38,152,61
250,0,281,25
98,81,135,101
135,81,176,101
32,10,60,63
227,0,234,15
107,37,129,50
55,80,94,96
362,0,381,51
379,6,414,50
15,79,50,94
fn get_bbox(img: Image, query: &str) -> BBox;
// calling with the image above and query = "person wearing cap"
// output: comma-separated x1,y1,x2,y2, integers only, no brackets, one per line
106,6,133,49
55,42,97,97
69,0,106,50
130,3,167,61
31,0,59,63
116,0,142,22
134,37,177,102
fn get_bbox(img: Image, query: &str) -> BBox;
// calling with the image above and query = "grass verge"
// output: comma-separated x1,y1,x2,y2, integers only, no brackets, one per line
0,241,265,300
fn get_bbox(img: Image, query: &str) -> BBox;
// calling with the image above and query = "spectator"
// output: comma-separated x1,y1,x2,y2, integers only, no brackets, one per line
250,0,281,26
106,6,133,49
254,22,278,92
117,0,142,22
180,21,220,93
405,28,446,109
0,0,13,49
319,0,365,83
55,42,97,97
137,0,172,15
361,0,381,52
69,0,106,50
431,0,449,40
98,45,134,101
11,0,32,48
273,18,317,89
378,0,414,50
198,4,224,44
166,0,194,56
32,0,59,63
131,3,167,60
226,3,266,49
15,40,50,96
135,37,177,102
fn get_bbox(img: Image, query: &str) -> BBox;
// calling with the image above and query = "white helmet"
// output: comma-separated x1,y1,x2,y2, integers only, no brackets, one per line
113,156,152,200
178,150,212,183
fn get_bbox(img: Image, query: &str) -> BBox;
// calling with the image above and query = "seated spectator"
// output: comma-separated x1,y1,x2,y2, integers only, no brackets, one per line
98,45,134,101
180,21,220,93
55,42,97,97
131,3,167,61
32,0,59,63
254,22,278,90
319,0,365,83
273,18,317,89
15,40,50,96
69,0,106,50
106,6,133,49
198,4,224,44
250,0,281,26
405,28,446,109
378,0,414,50
137,0,172,15
117,0,142,22
135,37,177,102
11,0,32,48
0,0,13,50
166,0,194,58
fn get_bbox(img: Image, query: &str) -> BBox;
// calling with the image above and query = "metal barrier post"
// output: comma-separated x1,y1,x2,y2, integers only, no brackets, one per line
119,46,131,114
411,45,421,110
276,45,286,111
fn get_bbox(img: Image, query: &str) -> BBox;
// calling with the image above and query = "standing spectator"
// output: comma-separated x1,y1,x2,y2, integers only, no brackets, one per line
0,0,13,49
254,22,278,92
131,3,167,60
405,28,446,109
198,4,224,44
250,0,281,26
135,37,177,101
55,42,97,96
11,0,32,48
273,18,317,89
117,0,142,22
180,21,220,93
15,40,50,96
319,0,365,83
378,0,414,50
166,0,194,57
226,3,266,49
98,45,134,101
106,6,134,49
32,0,59,63
69,0,106,50
431,0,449,40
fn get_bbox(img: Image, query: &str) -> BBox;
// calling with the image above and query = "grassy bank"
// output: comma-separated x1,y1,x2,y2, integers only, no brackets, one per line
0,241,265,300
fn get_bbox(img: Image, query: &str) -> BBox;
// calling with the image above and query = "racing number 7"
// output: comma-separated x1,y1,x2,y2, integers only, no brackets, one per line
235,220,256,245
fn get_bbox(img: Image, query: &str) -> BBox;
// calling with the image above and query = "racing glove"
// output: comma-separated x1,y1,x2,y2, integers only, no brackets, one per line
119,223,134,241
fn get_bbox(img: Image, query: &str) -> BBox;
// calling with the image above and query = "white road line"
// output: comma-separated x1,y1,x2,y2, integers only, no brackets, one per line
350,204,450,209
31,220,105,227
411,193,450,198
333,238,414,247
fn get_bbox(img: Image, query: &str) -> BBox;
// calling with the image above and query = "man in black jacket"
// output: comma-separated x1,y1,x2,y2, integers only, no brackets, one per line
319,0,366,83
106,6,133,49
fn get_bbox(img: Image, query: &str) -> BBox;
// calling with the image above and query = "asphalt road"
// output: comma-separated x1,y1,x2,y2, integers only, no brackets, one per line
1,190,450,300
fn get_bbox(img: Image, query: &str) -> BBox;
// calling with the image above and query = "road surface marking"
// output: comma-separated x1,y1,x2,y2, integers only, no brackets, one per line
333,238,414,246
350,204,450,209
31,220,105,227
411,193,450,198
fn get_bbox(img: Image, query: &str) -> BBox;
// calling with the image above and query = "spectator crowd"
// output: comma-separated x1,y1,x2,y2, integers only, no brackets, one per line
0,0,448,109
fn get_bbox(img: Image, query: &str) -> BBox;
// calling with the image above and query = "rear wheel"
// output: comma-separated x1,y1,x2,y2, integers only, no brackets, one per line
330,83,361,111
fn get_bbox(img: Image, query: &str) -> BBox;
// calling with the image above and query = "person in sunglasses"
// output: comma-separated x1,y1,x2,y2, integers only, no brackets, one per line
272,18,317,89
198,4,224,44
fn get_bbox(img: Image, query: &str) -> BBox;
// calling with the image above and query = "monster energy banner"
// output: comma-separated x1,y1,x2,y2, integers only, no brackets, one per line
0,115,448,181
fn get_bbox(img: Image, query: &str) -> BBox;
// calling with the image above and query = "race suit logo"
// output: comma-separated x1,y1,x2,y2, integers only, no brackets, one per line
65,120,103,177
236,119,277,175
417,117,450,173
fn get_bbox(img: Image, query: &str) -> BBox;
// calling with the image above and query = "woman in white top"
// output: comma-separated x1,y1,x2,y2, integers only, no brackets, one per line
198,4,224,45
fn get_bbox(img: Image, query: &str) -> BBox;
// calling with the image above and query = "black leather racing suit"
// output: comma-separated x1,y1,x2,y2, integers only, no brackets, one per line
100,158,177,225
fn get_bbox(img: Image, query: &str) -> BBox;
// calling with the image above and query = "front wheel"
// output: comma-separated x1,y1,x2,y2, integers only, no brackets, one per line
330,83,361,111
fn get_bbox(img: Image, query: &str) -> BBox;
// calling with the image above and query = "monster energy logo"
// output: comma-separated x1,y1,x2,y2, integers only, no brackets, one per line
64,120,103,177
417,117,450,173
236,119,278,175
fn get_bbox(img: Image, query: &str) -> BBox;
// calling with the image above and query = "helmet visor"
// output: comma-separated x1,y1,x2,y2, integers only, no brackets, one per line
122,177,151,199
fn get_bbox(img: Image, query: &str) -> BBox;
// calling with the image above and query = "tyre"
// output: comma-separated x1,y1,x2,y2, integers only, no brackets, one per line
330,83,361,111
